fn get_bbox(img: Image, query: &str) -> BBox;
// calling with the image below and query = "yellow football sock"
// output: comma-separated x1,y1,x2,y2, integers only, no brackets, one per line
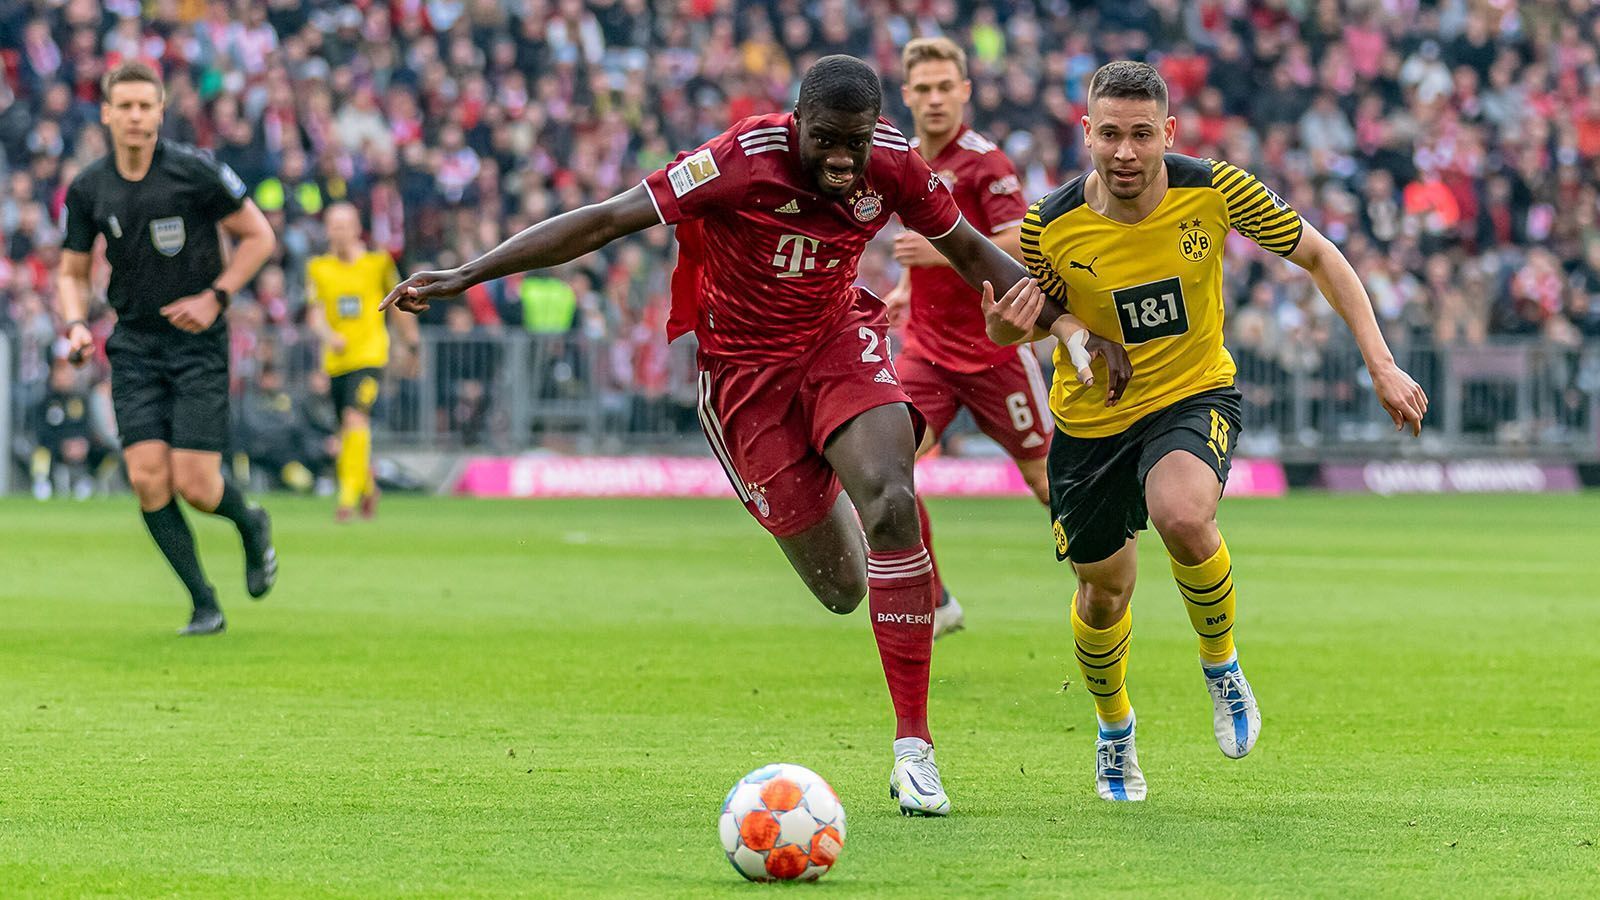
280,461,315,493
30,447,51,481
1072,598,1132,725
336,425,371,509
1172,535,1237,666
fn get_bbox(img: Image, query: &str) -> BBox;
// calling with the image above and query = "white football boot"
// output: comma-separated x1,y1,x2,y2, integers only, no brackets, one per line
1094,713,1147,802
889,737,951,816
1202,655,1261,759
932,591,965,640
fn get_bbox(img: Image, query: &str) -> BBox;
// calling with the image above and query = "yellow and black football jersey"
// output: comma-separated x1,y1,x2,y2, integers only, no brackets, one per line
307,250,401,376
1021,154,1302,438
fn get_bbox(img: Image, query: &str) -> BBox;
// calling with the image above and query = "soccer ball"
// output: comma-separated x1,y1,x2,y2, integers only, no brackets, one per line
718,763,846,882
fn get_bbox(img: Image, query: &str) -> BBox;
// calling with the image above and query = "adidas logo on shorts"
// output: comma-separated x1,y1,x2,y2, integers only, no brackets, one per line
1022,433,1045,448
874,368,897,384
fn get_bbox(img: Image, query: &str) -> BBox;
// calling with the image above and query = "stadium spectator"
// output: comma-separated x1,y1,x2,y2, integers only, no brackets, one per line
28,353,114,499
2,0,1598,456
236,362,332,492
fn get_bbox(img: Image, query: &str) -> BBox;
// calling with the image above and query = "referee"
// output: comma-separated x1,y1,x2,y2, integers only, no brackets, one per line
57,62,279,636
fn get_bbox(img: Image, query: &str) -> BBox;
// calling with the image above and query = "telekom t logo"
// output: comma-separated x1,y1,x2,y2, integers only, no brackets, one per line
772,234,818,278
771,233,841,278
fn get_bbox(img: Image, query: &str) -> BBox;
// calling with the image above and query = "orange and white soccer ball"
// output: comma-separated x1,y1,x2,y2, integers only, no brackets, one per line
718,763,846,881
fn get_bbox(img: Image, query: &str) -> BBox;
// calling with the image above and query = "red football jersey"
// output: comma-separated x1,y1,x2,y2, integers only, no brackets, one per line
902,126,1029,373
644,112,962,364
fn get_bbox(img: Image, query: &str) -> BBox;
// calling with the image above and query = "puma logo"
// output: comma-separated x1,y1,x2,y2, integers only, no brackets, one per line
1069,257,1098,277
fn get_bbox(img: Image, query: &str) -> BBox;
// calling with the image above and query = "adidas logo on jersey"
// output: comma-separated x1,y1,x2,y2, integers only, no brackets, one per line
776,199,800,213
874,368,897,384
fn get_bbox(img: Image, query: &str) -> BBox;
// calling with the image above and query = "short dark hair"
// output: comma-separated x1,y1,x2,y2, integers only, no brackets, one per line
797,55,882,117
1087,61,1167,110
101,60,165,103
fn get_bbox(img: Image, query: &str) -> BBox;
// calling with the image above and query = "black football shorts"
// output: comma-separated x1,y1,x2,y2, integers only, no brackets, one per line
106,323,231,452
1047,386,1243,565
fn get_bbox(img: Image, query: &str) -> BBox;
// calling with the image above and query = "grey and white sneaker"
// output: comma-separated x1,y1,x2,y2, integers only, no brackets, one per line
1202,655,1260,759
889,737,951,817
932,591,965,640
1094,713,1147,802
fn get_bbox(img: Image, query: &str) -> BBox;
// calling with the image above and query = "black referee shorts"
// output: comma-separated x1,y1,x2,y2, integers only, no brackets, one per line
1048,386,1243,566
106,324,231,453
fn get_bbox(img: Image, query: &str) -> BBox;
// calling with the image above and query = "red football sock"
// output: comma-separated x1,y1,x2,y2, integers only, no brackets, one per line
915,494,945,605
867,544,936,743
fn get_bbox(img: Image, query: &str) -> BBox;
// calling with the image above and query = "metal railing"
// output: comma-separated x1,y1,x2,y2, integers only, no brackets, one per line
264,329,1596,459
1231,338,1599,459
0,331,10,494
262,327,702,453
5,328,1599,473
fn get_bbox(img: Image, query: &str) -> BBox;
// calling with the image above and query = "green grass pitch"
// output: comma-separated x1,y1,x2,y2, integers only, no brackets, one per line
2,492,1596,897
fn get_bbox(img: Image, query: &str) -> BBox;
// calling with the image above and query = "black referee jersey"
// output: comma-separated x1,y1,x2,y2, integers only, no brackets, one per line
60,140,248,329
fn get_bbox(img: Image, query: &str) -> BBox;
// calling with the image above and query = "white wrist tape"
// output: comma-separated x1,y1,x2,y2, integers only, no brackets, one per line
1065,329,1092,379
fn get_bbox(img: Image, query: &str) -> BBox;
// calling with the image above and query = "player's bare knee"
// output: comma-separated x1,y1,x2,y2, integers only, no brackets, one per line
1076,577,1133,624
129,473,171,508
1080,567,1135,601
855,481,919,548
1015,458,1051,506
1026,474,1051,506
1151,509,1217,565
815,583,865,615
174,482,208,508
799,561,866,614
173,470,219,509
127,460,171,506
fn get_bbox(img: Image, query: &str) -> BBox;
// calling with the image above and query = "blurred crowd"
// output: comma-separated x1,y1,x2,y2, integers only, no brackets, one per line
5,0,1600,491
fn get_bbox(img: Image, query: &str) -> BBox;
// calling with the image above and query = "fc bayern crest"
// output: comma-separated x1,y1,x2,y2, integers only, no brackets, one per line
850,188,884,223
747,483,770,517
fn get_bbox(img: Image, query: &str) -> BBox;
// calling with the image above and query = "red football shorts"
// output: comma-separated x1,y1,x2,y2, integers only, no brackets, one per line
695,290,924,537
896,343,1053,461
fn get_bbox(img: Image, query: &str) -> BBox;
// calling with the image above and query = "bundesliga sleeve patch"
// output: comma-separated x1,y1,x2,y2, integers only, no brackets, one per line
218,162,247,199
668,148,721,198
989,174,1021,195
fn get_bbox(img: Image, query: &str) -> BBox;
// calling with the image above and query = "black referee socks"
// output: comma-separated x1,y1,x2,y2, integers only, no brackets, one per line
208,481,254,531
141,501,216,610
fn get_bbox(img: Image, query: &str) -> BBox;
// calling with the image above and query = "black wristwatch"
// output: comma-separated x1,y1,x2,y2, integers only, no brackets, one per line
211,286,231,309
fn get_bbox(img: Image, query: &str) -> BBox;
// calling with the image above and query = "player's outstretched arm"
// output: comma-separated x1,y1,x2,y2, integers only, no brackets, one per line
933,218,1132,403
382,185,662,313
1287,221,1428,435
930,218,1054,335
